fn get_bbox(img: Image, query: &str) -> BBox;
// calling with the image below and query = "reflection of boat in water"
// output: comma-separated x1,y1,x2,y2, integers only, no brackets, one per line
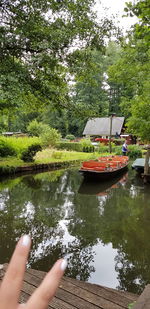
79,156,128,181
78,172,128,196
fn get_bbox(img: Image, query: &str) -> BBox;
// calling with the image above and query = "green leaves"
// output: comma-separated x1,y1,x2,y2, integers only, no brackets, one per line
125,0,150,41
0,0,113,121
107,0,150,139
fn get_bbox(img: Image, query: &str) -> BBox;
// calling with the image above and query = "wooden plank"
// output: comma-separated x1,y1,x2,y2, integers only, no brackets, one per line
0,264,138,309
26,267,137,308
25,268,125,309
20,285,77,309
26,267,137,301
23,272,102,309
63,276,137,306
21,276,79,309
133,285,150,309
0,266,78,309
63,276,137,301
57,277,124,309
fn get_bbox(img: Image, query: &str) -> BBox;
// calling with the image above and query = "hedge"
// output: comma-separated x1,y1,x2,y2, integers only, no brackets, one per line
0,138,17,157
56,142,83,152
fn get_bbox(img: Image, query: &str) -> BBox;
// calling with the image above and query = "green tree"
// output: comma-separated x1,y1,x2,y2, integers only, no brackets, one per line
125,0,150,42
27,120,49,137
71,49,109,117
40,127,61,147
0,0,112,119
107,1,150,139
105,41,123,115
71,42,123,119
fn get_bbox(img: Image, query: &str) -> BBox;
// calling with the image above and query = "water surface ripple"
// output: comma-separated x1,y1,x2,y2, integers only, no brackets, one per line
0,167,149,294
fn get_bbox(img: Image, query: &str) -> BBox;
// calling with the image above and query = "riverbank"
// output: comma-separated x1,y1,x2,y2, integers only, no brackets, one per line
0,149,105,176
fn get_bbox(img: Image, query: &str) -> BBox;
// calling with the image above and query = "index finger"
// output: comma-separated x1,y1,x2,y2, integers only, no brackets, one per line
0,235,31,309
26,259,67,309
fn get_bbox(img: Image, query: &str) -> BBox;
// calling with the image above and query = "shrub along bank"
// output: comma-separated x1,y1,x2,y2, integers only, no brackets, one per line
0,149,99,176
0,136,41,157
56,140,142,158
0,135,143,176
97,144,142,158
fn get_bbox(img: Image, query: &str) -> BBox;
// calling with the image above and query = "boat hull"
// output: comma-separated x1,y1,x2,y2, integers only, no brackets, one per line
79,164,128,181
78,171,128,195
132,158,150,174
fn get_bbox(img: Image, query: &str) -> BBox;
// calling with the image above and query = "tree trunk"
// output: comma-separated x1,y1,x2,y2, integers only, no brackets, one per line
144,148,150,175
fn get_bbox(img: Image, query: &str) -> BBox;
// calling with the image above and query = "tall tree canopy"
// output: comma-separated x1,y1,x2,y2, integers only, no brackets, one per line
107,0,150,141
0,0,112,118
71,42,122,119
125,0,150,42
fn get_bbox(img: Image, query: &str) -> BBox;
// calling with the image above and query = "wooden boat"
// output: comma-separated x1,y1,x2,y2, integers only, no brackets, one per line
79,155,129,181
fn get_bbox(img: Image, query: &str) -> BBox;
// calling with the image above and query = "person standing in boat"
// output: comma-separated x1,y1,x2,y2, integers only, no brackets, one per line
122,140,128,156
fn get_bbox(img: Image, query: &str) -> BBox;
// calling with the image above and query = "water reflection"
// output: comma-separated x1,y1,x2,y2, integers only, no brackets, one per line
0,168,150,293
78,172,128,196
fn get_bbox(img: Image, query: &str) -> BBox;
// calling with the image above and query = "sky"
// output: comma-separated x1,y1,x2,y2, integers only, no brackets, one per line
95,0,138,33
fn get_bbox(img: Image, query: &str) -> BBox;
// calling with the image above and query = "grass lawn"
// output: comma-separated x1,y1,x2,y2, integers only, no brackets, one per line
35,149,99,163
0,148,113,169
0,157,29,167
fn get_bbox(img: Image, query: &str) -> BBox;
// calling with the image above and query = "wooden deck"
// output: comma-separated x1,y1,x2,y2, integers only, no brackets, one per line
0,263,138,309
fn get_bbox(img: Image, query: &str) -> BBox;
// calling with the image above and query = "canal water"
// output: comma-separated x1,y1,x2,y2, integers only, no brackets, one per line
0,166,150,294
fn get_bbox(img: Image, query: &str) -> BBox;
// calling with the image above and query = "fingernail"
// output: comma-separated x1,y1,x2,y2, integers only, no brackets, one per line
60,259,67,271
22,235,30,247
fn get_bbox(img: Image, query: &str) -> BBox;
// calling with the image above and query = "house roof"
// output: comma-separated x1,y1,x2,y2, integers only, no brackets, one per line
83,117,124,136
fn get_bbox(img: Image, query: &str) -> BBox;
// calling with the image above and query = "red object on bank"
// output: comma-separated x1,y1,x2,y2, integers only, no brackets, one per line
95,138,113,145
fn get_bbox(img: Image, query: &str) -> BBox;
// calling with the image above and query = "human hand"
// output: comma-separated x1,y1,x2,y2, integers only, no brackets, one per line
0,235,67,309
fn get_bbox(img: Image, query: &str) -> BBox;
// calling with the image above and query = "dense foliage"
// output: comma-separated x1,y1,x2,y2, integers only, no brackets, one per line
0,136,41,157
0,138,16,157
40,127,61,147
0,0,112,121
0,0,149,141
56,141,83,152
27,120,49,137
107,0,150,141
20,144,42,162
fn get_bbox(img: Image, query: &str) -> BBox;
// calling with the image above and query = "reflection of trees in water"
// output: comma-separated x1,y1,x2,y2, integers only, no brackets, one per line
0,169,96,281
31,239,95,282
0,170,66,263
115,251,146,294
1,168,150,292
66,239,95,281
98,181,150,294
67,193,101,247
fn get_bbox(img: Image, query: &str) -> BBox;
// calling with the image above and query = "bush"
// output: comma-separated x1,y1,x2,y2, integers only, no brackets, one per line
0,136,41,157
56,142,83,152
0,138,17,157
128,145,142,158
27,120,49,137
20,144,42,162
97,145,109,153
113,145,142,158
65,134,75,140
78,138,94,152
113,138,125,145
112,145,122,155
83,145,94,153
79,138,92,147
40,127,61,147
